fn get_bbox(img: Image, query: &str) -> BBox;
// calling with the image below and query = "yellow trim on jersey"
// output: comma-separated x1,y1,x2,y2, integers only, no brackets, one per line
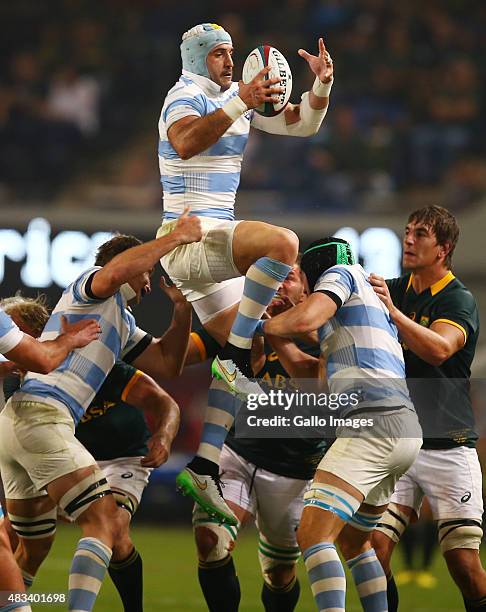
430,271,455,296
406,271,455,295
433,318,467,344
191,332,207,362
121,369,144,403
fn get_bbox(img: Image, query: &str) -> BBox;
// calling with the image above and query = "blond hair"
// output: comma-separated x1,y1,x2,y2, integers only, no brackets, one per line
0,294,50,338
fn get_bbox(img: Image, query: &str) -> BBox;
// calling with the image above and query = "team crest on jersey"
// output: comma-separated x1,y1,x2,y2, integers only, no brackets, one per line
419,316,430,327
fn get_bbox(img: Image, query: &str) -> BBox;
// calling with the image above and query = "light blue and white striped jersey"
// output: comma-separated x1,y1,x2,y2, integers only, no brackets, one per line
315,264,413,415
15,267,149,425
0,309,24,355
158,70,254,221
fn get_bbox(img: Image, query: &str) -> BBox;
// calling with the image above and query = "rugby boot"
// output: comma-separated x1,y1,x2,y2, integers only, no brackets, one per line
176,467,238,526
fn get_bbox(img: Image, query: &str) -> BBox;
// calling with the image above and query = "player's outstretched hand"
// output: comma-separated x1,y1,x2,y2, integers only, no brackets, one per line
173,206,202,245
239,66,284,109
298,38,333,84
141,433,171,468
159,273,188,306
369,273,396,315
60,316,101,348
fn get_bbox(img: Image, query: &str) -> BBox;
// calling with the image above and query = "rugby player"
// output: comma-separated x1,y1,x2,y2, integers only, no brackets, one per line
369,206,485,612
158,22,334,523
1,290,181,612
0,299,100,612
190,262,326,612
261,238,422,612
0,212,201,612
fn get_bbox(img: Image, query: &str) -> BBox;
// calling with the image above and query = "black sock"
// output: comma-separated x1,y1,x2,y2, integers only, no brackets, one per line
198,555,240,612
261,577,300,612
108,548,143,612
387,573,399,612
187,456,219,478
219,344,252,377
463,595,486,611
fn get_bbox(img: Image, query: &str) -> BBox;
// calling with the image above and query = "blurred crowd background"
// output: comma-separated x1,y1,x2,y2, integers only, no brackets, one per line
1,0,485,212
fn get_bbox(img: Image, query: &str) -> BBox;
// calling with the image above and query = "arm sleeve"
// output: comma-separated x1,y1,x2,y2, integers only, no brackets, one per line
121,313,153,363
93,361,142,405
0,310,24,354
314,266,354,305
71,267,105,304
163,93,206,130
431,289,479,342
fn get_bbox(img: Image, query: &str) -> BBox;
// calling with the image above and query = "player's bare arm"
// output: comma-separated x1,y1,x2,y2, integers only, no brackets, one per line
168,66,282,160
124,372,180,468
370,272,465,365
131,277,192,380
263,292,337,338
91,209,202,298
4,316,101,374
267,334,320,378
284,37,334,126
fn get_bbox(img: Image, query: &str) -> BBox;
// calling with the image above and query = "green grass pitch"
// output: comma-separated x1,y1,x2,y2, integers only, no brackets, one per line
33,524,469,611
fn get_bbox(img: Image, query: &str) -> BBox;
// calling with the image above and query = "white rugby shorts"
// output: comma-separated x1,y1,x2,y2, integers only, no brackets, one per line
194,444,309,554
98,456,151,507
391,446,484,520
0,399,95,499
318,408,422,507
157,218,245,322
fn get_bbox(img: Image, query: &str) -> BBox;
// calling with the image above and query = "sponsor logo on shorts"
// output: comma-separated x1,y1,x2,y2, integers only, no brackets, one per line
121,472,134,479
461,492,472,503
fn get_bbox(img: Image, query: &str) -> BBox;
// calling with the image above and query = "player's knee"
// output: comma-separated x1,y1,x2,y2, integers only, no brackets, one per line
264,564,296,589
268,228,299,263
17,536,54,568
194,525,236,563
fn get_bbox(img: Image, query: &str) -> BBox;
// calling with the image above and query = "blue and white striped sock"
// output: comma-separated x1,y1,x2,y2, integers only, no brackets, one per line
196,378,242,463
68,537,112,612
303,542,346,612
347,549,387,612
228,257,291,350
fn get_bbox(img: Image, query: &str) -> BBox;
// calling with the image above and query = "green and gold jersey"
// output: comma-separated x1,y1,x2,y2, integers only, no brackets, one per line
225,341,327,480
387,271,480,449
75,361,150,460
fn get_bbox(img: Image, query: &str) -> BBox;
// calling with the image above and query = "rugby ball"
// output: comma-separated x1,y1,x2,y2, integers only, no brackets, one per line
242,45,292,117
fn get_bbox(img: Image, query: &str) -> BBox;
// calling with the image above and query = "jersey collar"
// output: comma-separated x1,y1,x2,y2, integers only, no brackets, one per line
182,69,226,97
406,270,455,296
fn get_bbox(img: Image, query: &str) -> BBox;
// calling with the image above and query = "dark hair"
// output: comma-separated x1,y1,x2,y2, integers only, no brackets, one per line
408,206,459,268
95,234,142,266
300,237,355,291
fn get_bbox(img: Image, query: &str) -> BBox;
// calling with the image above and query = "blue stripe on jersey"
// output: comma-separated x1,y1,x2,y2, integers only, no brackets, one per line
163,95,207,121
158,135,248,160
44,312,102,333
327,346,406,378
163,207,235,221
336,305,397,338
0,502,3,520
318,266,355,294
161,172,240,194
57,353,109,393
20,380,86,423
